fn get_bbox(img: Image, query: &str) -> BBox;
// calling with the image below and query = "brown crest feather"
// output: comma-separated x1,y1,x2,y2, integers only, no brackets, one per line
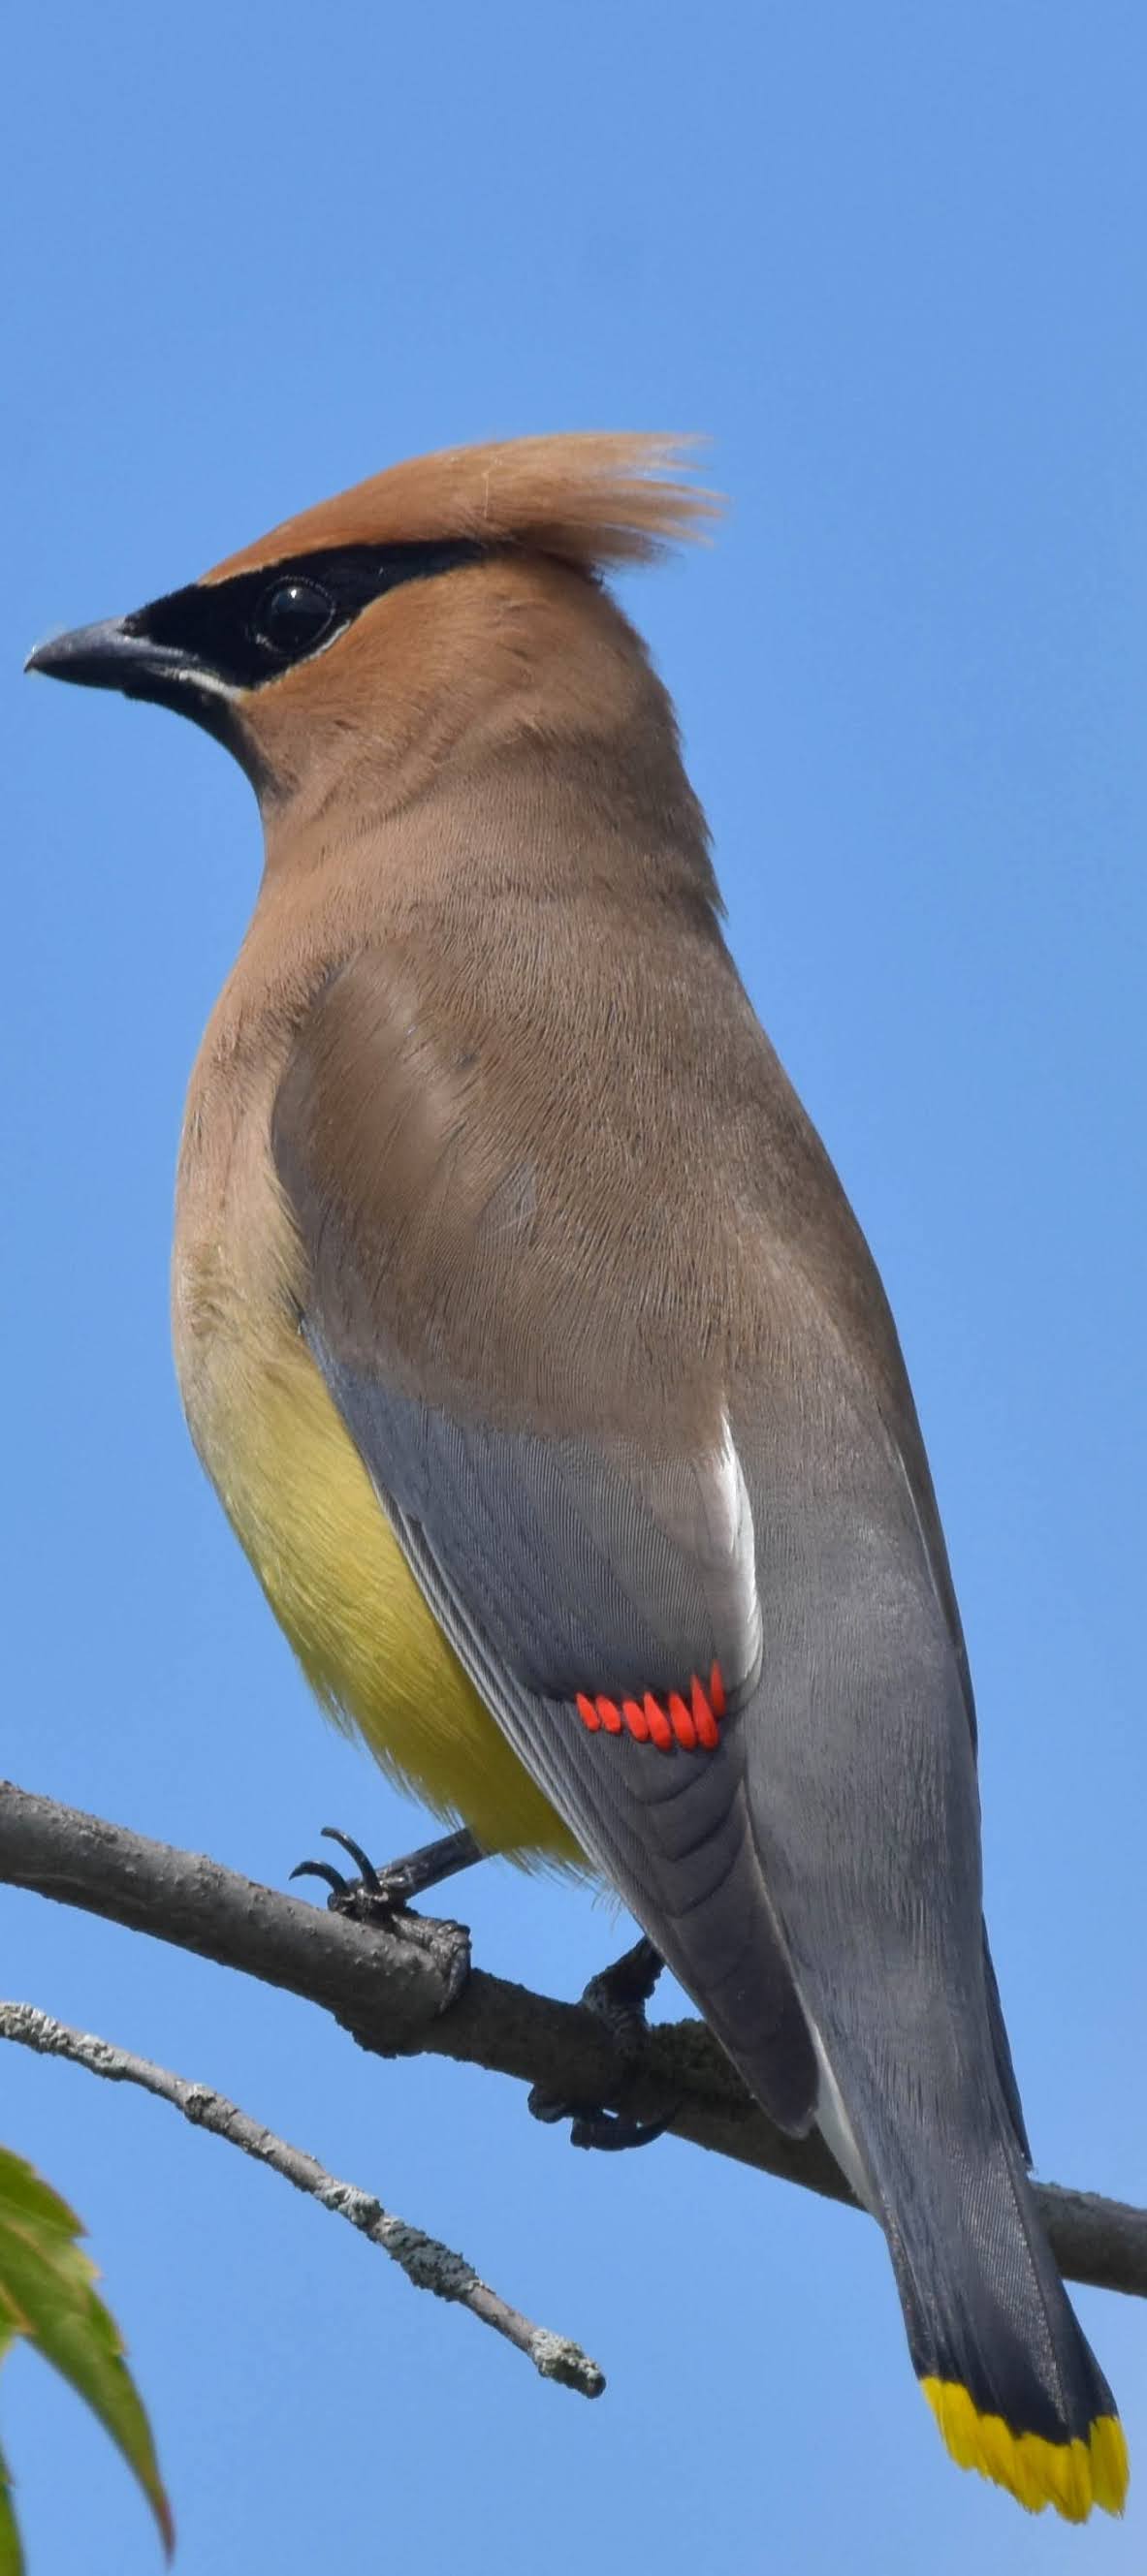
204,433,719,584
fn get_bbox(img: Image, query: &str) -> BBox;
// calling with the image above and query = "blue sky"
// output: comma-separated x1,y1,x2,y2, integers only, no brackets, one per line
5,3,1145,2567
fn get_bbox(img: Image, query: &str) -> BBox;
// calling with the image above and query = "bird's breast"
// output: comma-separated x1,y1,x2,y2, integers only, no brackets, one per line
171,1037,579,1864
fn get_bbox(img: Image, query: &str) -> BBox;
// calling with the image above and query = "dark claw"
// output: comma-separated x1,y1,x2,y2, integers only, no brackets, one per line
530,2081,680,2143
569,2107,679,2152
527,2086,679,2149
289,1860,351,1901
320,1826,381,1891
289,1829,398,1919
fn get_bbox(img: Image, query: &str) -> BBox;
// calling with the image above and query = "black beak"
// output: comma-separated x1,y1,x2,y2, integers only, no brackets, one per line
22,611,251,770
24,616,198,701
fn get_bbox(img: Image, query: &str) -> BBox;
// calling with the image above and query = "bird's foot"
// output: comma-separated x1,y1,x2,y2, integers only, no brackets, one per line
291,1825,478,2009
529,1934,679,2151
291,1822,482,1914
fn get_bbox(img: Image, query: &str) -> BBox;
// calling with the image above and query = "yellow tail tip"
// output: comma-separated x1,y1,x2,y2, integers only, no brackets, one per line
921,2378,1129,2522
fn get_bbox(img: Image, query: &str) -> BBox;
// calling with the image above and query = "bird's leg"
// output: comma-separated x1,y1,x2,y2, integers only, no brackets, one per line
292,1822,482,1913
529,1934,679,2152
291,1824,480,2008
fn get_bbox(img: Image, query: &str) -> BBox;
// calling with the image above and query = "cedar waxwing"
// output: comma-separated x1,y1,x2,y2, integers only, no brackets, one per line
27,433,1127,2520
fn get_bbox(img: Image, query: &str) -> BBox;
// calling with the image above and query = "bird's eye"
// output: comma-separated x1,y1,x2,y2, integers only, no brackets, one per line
252,578,337,658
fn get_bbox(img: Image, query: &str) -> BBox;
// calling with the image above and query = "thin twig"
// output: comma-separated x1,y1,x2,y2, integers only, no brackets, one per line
0,2000,603,2399
2,1781,1145,2301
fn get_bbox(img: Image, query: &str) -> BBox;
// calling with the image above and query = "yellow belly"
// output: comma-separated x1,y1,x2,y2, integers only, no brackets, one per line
192,1313,582,1868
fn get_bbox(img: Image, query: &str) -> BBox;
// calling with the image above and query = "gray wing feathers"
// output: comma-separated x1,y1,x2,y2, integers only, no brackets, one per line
313,1335,817,2131
308,1337,1015,2168
982,1926,1033,2162
397,1491,818,2128
317,1343,762,1705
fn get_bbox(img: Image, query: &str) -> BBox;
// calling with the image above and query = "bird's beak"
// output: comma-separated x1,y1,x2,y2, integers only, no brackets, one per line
24,616,197,703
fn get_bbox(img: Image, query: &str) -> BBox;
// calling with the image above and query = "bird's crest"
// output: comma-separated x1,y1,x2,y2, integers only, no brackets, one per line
204,433,719,584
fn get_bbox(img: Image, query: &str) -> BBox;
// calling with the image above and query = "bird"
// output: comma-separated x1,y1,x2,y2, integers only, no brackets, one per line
26,430,1127,2521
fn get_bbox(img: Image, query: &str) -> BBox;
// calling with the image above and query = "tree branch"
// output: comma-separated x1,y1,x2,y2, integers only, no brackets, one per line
0,2001,603,2397
3,1780,1144,2302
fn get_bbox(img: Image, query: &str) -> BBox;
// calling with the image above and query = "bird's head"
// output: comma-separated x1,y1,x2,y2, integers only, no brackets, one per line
26,434,717,822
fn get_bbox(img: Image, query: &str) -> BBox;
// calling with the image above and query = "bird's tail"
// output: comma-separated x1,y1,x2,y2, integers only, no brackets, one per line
825,2036,1128,2522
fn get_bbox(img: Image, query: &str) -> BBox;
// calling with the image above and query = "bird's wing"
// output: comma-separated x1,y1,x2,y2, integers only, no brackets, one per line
271,949,817,2133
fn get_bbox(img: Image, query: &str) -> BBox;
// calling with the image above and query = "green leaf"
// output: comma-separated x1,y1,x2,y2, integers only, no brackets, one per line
0,2152,82,2246
0,2147,173,2560
0,2431,25,2576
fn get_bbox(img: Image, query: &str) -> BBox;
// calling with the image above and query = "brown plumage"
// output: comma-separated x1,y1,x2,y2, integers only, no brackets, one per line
204,430,719,581
25,432,1127,2520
